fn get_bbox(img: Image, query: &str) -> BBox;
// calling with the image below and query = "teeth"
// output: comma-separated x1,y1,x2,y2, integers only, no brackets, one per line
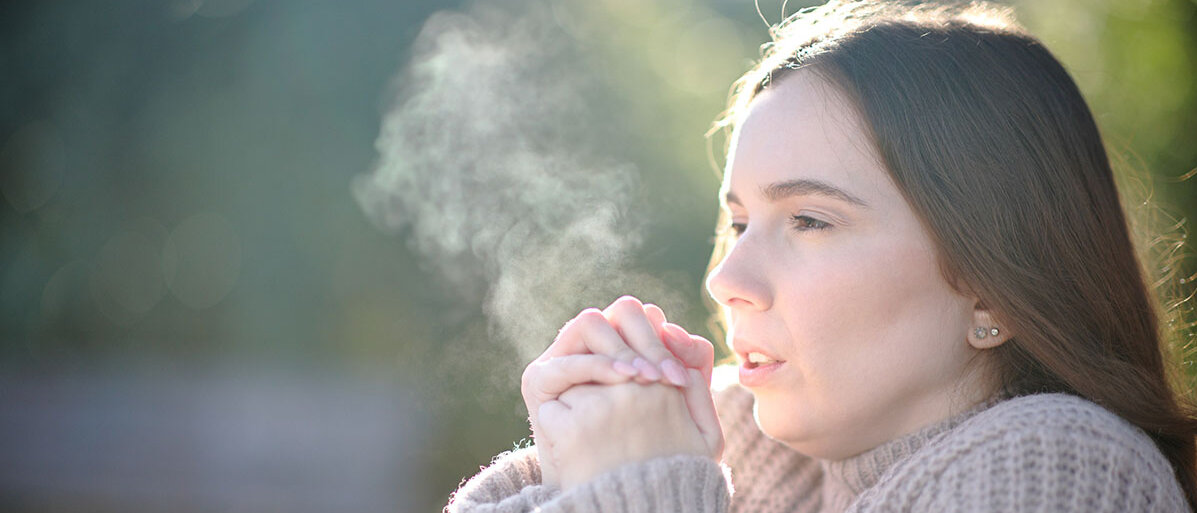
747,352,776,364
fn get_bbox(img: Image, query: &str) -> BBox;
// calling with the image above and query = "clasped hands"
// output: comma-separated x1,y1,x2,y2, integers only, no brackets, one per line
521,296,725,491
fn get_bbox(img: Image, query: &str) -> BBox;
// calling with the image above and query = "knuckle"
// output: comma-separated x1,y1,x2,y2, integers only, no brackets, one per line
614,295,641,305
609,295,643,314
521,361,553,395
520,363,537,389
573,309,607,327
520,380,537,401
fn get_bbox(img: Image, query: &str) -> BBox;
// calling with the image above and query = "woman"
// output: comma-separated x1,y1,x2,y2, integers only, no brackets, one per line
446,1,1197,511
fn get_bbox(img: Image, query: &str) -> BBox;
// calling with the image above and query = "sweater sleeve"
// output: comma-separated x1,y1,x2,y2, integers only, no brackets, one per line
444,446,559,513
444,438,732,513
848,394,1191,513
536,454,731,513
446,366,827,513
444,378,742,513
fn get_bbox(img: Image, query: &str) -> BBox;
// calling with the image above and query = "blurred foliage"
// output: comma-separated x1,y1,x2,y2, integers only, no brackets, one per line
0,0,1194,511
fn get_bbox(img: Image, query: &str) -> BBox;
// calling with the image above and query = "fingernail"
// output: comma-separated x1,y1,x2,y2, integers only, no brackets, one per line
660,359,689,387
612,360,639,377
633,358,661,381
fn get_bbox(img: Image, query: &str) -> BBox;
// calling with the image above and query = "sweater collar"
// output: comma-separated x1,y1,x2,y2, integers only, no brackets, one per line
817,397,1002,511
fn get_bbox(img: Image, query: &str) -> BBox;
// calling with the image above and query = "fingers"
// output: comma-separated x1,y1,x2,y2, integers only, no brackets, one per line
662,323,716,385
604,297,689,386
540,297,709,389
681,368,725,460
643,303,667,336
522,354,638,408
523,354,637,433
543,309,641,365
554,382,607,410
604,297,674,364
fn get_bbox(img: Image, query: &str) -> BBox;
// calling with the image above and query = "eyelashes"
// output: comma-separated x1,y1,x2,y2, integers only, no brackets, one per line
789,214,832,231
721,215,833,237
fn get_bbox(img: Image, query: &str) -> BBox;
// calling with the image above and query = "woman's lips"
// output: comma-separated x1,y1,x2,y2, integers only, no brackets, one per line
732,339,785,387
738,358,785,388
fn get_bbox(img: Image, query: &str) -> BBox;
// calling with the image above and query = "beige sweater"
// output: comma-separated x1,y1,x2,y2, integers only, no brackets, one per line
446,373,1190,512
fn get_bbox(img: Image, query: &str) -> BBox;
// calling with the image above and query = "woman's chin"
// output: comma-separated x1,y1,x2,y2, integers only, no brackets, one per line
751,398,855,460
752,398,810,448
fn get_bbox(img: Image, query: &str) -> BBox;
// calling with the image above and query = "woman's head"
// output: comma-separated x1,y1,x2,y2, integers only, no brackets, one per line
706,69,1001,459
706,0,1196,501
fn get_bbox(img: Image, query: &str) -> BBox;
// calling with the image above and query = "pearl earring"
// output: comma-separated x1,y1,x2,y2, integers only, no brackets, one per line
989,327,1000,337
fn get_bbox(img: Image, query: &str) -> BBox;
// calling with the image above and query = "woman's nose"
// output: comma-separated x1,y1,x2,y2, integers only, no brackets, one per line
705,239,772,311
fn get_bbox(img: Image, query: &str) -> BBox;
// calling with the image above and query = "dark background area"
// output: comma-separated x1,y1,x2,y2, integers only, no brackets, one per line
2,0,1194,511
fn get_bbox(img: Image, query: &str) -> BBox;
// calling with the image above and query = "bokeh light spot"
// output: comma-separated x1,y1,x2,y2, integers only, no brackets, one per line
163,211,242,309
90,230,166,324
42,260,93,323
0,120,65,214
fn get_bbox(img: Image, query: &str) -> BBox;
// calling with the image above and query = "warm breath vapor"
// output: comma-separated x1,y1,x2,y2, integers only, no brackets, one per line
353,1,679,362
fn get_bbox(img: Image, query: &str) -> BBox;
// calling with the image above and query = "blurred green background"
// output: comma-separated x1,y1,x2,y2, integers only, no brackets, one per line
1,0,1194,512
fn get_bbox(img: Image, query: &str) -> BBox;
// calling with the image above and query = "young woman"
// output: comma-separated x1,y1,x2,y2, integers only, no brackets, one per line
446,1,1197,511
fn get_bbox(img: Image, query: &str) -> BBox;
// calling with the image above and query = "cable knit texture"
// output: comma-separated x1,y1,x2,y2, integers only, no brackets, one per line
445,368,1190,512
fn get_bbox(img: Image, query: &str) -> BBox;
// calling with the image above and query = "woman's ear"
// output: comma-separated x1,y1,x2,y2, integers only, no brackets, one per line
967,299,1011,350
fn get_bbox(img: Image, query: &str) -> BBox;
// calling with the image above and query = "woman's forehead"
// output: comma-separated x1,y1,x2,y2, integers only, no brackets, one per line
723,72,893,208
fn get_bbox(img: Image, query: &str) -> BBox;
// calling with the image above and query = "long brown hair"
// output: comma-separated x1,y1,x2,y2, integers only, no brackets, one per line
707,0,1197,507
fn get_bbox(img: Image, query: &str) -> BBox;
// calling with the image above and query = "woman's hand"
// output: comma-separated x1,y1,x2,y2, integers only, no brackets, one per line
520,296,718,487
535,367,723,491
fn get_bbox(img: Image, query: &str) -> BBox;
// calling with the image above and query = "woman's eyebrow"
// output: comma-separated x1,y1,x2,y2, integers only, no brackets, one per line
723,178,871,208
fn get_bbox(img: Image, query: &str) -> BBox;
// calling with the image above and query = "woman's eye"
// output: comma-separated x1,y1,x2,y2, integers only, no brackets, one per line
718,221,747,237
790,215,832,231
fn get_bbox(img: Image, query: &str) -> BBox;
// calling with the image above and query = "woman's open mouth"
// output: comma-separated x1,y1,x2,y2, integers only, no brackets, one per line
744,351,781,368
739,352,785,387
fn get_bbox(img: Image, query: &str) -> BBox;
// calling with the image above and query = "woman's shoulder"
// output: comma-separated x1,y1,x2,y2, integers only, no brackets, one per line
962,392,1161,448
952,393,1178,478
958,393,1178,475
857,393,1189,512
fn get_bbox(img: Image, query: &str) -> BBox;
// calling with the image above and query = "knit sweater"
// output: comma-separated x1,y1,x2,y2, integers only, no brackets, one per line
445,370,1190,512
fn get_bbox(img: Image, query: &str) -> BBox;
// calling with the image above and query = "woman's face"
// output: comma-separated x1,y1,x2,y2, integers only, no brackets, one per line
706,71,992,460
